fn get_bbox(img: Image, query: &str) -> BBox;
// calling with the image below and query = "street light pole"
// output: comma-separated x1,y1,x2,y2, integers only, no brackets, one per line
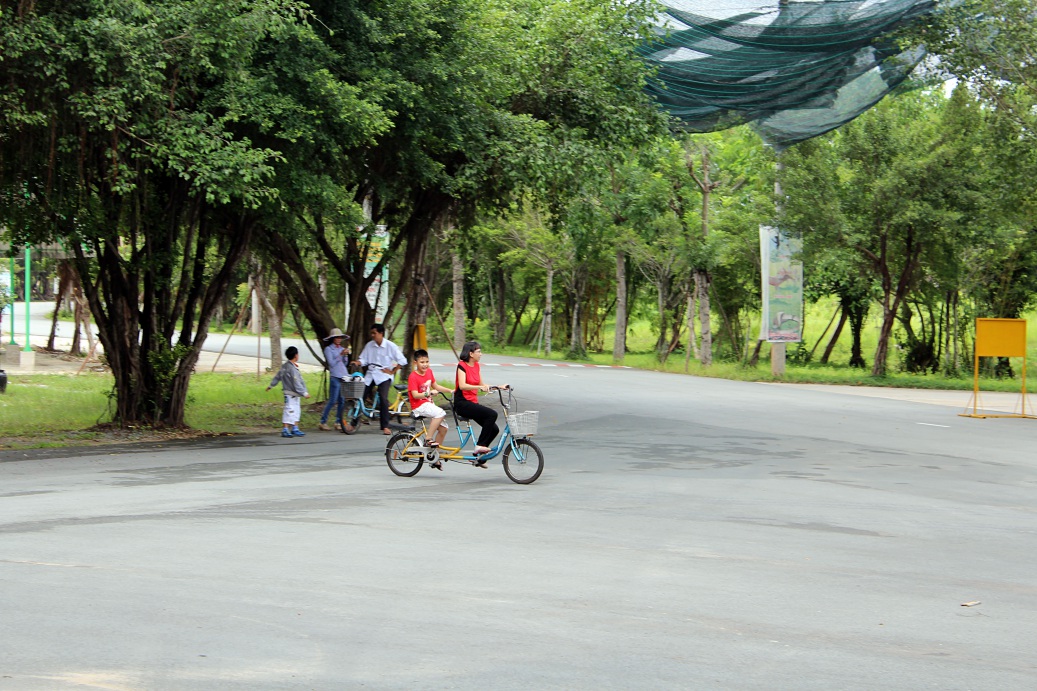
23,246,31,352
8,255,15,345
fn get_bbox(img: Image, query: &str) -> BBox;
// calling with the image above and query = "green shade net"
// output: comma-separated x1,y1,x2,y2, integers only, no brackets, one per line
640,0,935,149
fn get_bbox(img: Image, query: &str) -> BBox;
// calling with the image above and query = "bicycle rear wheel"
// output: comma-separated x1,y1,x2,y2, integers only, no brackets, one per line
502,438,544,484
386,432,424,477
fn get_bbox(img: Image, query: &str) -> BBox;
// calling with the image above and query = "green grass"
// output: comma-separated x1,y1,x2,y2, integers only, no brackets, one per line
0,374,114,439
0,371,327,449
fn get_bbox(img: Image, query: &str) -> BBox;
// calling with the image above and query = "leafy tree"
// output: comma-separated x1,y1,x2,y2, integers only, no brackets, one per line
918,0,1037,140
257,0,665,362
784,88,977,376
0,0,384,425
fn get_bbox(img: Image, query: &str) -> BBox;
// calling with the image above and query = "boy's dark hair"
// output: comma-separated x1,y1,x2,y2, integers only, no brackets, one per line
370,323,385,335
413,349,429,360
285,346,298,360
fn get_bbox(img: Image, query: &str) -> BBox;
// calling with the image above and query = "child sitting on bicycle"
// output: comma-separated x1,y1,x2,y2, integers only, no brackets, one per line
407,349,454,457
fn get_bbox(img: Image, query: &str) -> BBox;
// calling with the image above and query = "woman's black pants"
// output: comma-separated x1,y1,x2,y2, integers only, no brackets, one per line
453,397,499,448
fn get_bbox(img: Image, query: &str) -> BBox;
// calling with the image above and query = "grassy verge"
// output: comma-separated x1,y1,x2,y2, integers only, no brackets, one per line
0,371,328,450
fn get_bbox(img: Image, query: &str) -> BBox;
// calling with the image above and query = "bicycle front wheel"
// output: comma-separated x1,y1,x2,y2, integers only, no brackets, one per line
386,432,424,477
503,438,544,484
341,398,364,434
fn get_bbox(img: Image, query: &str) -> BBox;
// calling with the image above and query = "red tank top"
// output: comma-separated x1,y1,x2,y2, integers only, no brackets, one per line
456,360,481,403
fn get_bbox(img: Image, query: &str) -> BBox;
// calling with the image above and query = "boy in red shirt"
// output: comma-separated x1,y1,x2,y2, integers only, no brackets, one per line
408,350,454,462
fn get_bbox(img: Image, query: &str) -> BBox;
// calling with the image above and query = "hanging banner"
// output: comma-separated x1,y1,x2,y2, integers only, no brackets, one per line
364,225,389,322
760,225,803,342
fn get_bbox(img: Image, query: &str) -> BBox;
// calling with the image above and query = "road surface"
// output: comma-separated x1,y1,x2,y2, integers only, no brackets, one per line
2,357,1036,689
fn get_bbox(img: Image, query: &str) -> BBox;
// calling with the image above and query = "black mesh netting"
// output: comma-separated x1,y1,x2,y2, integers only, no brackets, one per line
639,0,936,149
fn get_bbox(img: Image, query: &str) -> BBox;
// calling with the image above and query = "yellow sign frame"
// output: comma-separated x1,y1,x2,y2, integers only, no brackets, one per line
961,318,1035,419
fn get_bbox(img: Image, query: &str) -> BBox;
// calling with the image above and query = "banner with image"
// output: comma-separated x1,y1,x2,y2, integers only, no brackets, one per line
760,225,803,342
364,225,389,322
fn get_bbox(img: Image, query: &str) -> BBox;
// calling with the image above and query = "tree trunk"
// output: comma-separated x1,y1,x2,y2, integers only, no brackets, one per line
256,275,282,373
568,273,586,358
263,231,341,342
688,145,714,368
871,247,920,377
493,267,506,345
451,249,466,351
523,306,542,346
506,294,530,345
48,260,74,351
316,258,327,301
544,265,553,356
844,298,868,368
695,269,712,367
613,248,627,363
952,291,959,373
74,197,254,427
684,286,695,372
248,273,261,335
872,307,896,376
70,287,83,357
810,305,841,361
655,275,669,362
821,310,847,365
749,338,764,367
400,226,434,375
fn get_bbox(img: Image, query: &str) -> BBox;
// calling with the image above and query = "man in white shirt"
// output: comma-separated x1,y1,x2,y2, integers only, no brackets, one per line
351,323,407,435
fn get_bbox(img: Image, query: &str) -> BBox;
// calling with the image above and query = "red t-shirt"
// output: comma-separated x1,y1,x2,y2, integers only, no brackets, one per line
456,360,480,403
408,368,436,410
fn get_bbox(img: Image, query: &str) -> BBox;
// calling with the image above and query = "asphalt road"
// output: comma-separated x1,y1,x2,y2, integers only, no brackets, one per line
2,355,1036,689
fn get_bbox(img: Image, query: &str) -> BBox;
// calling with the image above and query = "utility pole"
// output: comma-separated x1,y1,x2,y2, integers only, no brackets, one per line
21,246,35,370
771,159,786,376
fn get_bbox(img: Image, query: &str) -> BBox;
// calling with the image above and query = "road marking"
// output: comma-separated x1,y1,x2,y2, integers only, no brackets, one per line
434,363,630,369
917,423,950,428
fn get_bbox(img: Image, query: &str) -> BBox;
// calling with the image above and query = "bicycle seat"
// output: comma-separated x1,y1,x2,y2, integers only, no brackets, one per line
394,384,408,392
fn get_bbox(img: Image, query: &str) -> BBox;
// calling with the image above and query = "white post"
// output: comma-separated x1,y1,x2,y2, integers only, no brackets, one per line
771,342,786,376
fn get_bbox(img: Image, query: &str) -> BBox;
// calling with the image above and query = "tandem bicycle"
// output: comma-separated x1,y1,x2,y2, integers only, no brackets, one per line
384,387,544,484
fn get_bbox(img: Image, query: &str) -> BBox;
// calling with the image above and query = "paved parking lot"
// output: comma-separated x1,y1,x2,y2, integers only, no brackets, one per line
2,354,1036,689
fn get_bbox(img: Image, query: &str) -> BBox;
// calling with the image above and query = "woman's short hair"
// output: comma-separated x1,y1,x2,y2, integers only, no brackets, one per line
458,341,482,362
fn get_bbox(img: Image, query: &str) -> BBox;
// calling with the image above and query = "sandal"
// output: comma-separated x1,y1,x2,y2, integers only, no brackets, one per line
428,441,440,448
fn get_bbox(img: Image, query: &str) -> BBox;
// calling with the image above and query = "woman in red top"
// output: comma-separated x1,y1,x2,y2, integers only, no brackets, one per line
454,341,508,465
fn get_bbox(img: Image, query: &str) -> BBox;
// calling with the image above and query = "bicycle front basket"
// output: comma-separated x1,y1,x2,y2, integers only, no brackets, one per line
342,379,366,399
508,410,539,436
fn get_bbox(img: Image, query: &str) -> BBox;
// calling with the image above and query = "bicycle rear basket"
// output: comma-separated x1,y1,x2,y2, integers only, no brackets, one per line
342,379,366,399
508,410,539,436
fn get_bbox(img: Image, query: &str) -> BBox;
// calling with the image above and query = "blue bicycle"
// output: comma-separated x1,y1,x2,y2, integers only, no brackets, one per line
385,387,544,484
340,374,412,435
